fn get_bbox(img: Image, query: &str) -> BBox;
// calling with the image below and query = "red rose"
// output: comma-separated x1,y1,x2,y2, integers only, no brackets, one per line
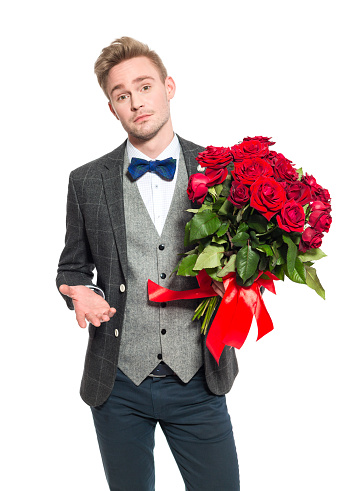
232,157,273,185
302,174,331,204
196,146,233,169
243,136,276,146
308,208,332,233
273,160,299,182
276,199,305,233
231,139,269,161
187,173,210,204
314,186,331,204
250,176,286,221
301,173,321,197
266,151,293,167
205,166,228,186
299,227,324,253
310,200,331,213
228,182,250,208
286,181,311,206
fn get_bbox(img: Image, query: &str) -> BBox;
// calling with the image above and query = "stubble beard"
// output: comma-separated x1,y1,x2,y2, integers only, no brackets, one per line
126,110,171,143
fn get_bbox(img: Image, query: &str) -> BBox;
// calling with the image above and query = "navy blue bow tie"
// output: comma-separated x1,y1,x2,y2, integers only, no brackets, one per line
128,157,177,181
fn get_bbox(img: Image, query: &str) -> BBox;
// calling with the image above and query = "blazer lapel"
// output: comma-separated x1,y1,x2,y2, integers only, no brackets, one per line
178,135,204,177
101,141,128,281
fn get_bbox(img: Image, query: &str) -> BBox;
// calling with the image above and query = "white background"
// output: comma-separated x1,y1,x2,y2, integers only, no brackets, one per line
1,0,350,489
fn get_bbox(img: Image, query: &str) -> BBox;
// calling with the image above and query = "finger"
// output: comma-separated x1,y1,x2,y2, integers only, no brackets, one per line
101,314,111,322
104,308,116,318
86,312,101,327
76,310,87,329
59,284,72,297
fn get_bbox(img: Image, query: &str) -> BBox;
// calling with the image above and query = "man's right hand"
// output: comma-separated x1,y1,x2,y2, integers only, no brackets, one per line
59,284,117,328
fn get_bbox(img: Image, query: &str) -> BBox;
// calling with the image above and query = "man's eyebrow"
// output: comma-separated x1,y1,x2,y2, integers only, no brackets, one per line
110,76,156,96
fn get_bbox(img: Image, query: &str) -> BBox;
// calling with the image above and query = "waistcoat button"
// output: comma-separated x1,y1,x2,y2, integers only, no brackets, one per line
119,284,126,292
161,302,167,308
160,273,166,279
157,353,162,360
161,329,166,335
159,244,165,250
114,329,119,337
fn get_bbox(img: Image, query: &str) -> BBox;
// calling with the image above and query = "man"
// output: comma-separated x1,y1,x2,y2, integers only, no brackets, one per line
57,37,240,490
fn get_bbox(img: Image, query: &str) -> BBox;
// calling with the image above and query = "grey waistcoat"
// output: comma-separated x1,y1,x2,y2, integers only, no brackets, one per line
118,150,203,385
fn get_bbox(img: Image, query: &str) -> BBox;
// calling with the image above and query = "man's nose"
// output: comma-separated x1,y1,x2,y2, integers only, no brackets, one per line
130,93,144,111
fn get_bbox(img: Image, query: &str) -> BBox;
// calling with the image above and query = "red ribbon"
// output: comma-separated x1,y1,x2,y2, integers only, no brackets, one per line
148,270,278,364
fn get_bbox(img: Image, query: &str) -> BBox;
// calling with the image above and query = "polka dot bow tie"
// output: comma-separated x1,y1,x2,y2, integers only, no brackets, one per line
128,157,177,181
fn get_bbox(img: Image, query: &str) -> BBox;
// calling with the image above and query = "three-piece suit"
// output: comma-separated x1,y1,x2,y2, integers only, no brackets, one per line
56,135,240,490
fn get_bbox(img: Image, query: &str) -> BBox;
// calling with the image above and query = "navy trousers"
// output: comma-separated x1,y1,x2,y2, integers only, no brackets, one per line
91,366,240,491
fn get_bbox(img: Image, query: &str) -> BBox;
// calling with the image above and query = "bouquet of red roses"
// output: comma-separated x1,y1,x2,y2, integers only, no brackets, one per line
149,136,331,361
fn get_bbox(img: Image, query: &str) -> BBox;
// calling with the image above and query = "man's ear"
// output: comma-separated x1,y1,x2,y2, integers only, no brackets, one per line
108,102,119,120
165,76,176,101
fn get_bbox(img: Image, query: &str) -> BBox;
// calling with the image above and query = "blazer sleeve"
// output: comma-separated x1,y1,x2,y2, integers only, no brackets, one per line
56,172,96,310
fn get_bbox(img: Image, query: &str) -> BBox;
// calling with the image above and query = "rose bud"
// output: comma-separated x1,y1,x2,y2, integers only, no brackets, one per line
277,199,305,233
286,181,311,206
228,182,250,208
205,166,228,186
196,146,233,169
250,176,286,221
187,173,210,204
299,227,324,253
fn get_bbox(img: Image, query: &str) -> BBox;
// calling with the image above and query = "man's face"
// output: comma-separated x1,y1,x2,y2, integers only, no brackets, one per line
106,56,175,143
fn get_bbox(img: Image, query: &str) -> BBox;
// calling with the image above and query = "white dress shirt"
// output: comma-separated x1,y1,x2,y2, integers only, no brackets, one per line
126,134,180,236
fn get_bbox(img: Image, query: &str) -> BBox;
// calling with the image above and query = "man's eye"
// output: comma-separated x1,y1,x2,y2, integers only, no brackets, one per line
117,94,128,101
141,85,151,91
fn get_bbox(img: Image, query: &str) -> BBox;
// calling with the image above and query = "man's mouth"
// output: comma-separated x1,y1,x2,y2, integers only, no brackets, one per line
134,114,152,123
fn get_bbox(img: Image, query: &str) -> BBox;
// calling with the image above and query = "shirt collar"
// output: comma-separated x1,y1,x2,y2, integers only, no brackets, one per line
126,134,180,162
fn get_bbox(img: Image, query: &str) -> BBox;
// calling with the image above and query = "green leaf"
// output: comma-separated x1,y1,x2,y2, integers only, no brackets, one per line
236,204,250,223
217,254,236,278
205,267,223,282
184,221,191,247
282,234,297,276
236,244,260,283
218,199,234,216
272,264,285,281
285,257,306,284
177,254,198,276
247,214,269,234
216,221,230,237
194,244,225,270
189,210,222,243
296,167,303,180
237,222,249,233
211,235,227,245
232,232,250,247
256,244,274,256
305,265,325,299
298,248,327,263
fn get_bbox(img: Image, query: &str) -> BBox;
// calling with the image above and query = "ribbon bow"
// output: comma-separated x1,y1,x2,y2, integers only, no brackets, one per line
128,157,177,180
148,270,278,364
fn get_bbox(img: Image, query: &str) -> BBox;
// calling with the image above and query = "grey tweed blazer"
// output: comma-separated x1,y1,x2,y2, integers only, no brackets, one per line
56,135,239,407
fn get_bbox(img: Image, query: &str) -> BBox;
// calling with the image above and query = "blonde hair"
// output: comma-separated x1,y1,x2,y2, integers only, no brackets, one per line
94,36,168,99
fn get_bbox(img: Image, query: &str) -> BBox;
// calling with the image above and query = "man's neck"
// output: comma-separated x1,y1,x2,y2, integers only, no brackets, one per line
128,122,175,159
